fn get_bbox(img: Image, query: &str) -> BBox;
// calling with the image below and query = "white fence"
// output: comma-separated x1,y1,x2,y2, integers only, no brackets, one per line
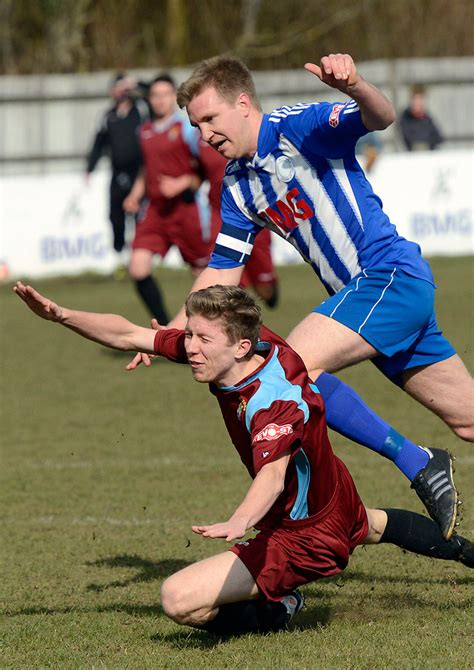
0,149,472,280
1,57,474,176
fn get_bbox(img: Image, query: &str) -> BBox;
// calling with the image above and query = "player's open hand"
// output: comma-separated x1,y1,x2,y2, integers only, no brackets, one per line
13,282,63,321
125,318,163,371
192,519,247,542
305,53,358,92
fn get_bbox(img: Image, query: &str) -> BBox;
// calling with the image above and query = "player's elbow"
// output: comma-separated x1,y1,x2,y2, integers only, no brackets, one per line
381,106,396,129
364,104,396,132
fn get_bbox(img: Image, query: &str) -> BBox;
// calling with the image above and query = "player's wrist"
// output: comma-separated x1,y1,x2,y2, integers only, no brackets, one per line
345,74,365,98
228,513,251,532
56,306,68,323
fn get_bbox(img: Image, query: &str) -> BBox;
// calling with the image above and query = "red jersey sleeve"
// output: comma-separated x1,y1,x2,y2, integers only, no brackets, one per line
153,329,188,364
250,400,304,474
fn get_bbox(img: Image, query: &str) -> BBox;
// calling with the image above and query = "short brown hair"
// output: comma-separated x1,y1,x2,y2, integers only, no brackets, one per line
185,285,262,353
177,55,261,111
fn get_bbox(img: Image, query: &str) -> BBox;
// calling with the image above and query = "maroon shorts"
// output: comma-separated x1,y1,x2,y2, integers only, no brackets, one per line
241,228,277,288
230,458,368,601
132,199,212,269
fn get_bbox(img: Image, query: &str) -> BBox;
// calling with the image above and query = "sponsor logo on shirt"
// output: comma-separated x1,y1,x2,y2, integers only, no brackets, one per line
254,423,294,443
261,187,314,233
329,103,344,128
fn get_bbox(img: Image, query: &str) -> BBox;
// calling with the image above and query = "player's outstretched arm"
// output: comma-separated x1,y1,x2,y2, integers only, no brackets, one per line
304,54,395,131
14,281,159,353
192,450,291,542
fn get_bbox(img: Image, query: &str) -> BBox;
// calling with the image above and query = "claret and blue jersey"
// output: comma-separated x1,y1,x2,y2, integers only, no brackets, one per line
210,100,434,295
212,328,339,529
153,325,340,530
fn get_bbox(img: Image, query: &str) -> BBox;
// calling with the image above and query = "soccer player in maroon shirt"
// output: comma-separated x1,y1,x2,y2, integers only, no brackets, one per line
124,74,211,324
14,281,473,636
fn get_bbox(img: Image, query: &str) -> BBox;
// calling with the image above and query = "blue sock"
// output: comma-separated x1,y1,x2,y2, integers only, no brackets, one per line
315,372,429,481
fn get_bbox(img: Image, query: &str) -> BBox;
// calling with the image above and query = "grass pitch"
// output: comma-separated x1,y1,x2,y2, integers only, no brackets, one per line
1,258,473,669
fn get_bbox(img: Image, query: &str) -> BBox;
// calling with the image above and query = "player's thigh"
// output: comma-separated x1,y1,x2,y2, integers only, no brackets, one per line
402,355,474,436
161,550,259,617
286,312,379,375
128,248,154,279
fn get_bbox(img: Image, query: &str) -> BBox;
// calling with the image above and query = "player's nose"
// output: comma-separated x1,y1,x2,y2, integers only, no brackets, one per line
201,126,213,143
185,335,199,354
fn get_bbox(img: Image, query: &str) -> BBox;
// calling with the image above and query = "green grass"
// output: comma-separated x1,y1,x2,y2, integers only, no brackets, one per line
1,259,473,669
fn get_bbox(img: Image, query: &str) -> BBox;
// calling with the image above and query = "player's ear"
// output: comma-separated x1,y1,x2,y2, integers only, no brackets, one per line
237,92,252,116
236,338,252,360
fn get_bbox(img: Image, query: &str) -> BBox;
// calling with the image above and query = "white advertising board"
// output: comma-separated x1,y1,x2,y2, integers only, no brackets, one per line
0,150,472,280
369,149,474,257
0,172,115,279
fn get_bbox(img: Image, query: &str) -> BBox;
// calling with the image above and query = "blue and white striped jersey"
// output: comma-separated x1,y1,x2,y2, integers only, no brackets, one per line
209,101,433,295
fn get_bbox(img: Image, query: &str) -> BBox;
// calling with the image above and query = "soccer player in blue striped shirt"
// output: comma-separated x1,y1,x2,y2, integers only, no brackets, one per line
136,53,473,540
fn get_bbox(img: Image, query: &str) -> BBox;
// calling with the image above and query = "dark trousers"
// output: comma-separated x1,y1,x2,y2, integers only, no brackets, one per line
109,170,138,253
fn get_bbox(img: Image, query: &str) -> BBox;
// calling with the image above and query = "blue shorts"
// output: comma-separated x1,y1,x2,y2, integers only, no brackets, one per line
314,268,456,385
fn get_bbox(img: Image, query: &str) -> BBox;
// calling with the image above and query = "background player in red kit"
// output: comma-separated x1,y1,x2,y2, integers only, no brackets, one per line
124,74,209,323
198,140,279,308
14,281,474,636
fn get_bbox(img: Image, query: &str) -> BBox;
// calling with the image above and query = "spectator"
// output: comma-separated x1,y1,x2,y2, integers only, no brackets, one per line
85,72,149,261
399,84,443,151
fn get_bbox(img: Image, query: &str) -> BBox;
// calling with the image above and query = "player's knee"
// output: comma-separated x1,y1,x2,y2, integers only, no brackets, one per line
128,251,153,280
128,264,149,281
160,577,191,624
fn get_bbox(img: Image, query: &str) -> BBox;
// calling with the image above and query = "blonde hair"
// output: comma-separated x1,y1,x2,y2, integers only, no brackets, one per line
177,55,261,111
185,285,262,352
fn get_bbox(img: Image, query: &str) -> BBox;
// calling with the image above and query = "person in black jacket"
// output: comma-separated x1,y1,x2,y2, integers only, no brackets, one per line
86,73,150,255
399,84,443,152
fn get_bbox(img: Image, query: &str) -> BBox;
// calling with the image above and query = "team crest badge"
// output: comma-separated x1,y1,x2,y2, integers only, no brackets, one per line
237,397,247,421
275,155,295,183
168,126,180,141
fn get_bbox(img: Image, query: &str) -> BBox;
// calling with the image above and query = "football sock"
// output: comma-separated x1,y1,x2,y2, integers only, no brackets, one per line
315,372,429,481
135,275,169,324
201,599,289,635
380,508,470,563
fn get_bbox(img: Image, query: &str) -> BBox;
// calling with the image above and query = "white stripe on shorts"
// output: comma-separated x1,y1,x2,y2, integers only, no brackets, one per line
329,270,367,318
358,268,397,334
